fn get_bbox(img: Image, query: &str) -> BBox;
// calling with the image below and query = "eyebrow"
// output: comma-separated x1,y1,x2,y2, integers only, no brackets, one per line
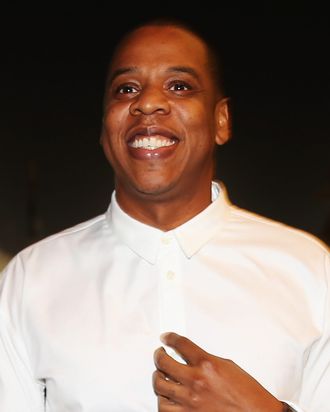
108,67,138,85
108,65,200,85
166,66,199,80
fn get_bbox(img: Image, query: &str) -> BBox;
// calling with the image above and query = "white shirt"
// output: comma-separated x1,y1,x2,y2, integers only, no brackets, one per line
0,182,329,412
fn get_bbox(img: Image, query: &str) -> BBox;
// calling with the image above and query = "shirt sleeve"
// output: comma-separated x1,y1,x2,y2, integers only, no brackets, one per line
294,250,330,412
0,257,45,412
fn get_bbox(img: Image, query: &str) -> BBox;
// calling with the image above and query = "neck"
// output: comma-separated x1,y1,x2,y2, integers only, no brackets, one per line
115,182,213,231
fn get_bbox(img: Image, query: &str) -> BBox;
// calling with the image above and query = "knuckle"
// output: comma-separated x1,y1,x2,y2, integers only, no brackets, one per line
152,370,158,382
189,390,202,407
152,371,159,387
222,357,235,369
200,358,216,374
153,379,162,393
192,376,208,392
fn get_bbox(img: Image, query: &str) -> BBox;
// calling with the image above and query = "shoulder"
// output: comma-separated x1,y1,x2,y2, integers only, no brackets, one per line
2,211,111,275
226,203,329,258
215,180,328,256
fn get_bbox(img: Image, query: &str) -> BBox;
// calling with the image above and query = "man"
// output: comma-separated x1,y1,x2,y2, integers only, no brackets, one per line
0,19,329,412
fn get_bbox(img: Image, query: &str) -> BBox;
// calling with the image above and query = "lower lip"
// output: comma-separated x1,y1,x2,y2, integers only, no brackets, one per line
127,143,179,160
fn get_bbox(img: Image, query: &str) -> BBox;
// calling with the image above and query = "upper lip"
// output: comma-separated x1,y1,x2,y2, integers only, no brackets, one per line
126,126,179,143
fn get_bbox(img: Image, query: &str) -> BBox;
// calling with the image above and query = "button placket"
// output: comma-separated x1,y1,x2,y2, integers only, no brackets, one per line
157,235,186,339
166,270,175,280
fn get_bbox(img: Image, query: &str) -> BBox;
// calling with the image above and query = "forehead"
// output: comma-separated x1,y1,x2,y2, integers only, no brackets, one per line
110,25,211,74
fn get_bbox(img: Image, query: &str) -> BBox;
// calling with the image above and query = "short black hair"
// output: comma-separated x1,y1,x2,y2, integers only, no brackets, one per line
103,17,226,102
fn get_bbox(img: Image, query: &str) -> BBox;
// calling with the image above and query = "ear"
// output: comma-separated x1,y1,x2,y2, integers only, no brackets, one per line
215,97,231,145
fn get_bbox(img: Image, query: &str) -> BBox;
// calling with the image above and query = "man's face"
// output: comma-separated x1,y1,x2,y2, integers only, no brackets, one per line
101,25,229,204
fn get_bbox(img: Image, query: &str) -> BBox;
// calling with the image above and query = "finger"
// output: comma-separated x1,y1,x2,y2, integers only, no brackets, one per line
152,370,181,399
160,332,209,366
158,395,182,411
154,347,189,383
153,370,189,407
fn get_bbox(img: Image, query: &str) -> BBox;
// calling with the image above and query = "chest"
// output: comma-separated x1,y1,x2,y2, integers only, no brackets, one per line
28,249,320,411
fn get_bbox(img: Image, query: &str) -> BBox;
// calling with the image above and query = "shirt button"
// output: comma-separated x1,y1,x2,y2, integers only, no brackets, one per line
166,270,175,280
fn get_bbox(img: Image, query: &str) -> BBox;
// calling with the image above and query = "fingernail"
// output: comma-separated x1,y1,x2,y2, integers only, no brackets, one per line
160,332,170,343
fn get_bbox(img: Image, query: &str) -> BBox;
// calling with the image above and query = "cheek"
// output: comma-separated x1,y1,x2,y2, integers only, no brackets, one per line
179,101,213,129
181,109,216,149
104,105,129,135
100,132,115,166
101,109,131,168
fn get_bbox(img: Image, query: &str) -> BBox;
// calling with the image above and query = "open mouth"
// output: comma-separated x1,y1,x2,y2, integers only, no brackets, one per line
128,136,177,150
126,127,180,159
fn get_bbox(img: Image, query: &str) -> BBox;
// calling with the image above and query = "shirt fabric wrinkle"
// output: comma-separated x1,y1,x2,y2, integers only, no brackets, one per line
0,181,329,412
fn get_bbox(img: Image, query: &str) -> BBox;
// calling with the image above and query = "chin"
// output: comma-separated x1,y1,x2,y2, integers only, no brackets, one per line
135,184,170,197
132,179,178,199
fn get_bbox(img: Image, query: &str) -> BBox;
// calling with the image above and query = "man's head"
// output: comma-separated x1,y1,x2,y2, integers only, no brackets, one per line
104,18,227,104
100,18,230,216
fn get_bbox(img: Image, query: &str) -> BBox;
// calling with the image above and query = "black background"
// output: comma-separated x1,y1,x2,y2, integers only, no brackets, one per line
1,7,329,255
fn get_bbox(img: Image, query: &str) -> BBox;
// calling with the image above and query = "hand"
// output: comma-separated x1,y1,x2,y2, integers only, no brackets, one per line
153,332,284,411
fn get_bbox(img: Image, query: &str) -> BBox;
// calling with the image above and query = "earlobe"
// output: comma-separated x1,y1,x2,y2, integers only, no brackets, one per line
215,97,231,145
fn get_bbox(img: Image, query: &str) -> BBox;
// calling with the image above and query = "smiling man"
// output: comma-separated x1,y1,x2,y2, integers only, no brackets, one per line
0,18,329,412
100,23,229,230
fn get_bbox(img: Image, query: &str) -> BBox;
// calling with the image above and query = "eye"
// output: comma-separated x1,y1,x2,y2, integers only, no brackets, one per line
115,84,139,95
169,81,192,92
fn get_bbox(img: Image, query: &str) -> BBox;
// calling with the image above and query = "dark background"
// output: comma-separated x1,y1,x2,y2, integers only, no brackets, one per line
1,8,329,257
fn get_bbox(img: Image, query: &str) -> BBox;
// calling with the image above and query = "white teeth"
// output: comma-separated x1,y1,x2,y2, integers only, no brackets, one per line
129,136,176,150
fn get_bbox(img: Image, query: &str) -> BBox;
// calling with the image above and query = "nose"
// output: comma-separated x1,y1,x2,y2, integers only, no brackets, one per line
129,87,170,116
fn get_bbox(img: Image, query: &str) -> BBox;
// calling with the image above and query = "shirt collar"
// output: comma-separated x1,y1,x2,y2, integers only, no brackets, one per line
174,181,229,258
107,181,230,264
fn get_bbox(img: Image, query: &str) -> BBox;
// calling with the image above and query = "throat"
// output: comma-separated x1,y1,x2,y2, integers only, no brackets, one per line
115,187,212,231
